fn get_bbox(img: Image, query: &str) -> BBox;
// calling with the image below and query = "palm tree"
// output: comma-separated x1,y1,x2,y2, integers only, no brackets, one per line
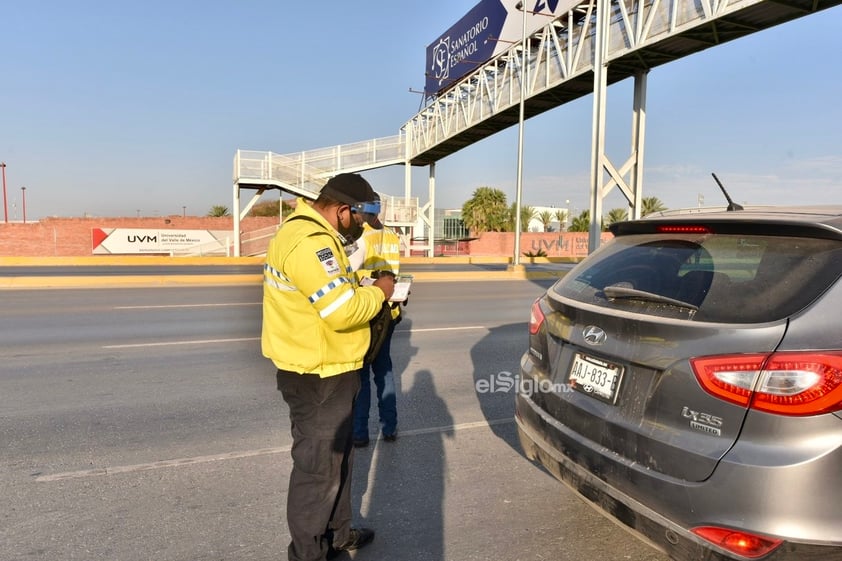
538,210,554,232
605,207,628,227
554,209,568,231
568,210,591,232
207,205,230,217
461,187,509,235
522,205,537,232
641,196,667,216
507,204,536,232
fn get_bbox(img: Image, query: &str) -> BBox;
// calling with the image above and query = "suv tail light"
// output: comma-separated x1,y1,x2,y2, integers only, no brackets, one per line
527,297,549,368
691,526,783,558
691,352,842,415
529,297,545,335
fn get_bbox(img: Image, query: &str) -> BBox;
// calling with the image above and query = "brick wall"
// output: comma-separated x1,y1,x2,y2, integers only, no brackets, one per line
468,231,614,258
0,216,281,257
0,217,614,258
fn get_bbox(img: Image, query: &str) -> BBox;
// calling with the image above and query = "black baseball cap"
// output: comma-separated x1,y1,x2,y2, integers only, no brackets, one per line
319,173,377,206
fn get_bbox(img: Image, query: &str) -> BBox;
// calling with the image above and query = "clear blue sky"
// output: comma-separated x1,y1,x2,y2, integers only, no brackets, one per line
2,1,841,220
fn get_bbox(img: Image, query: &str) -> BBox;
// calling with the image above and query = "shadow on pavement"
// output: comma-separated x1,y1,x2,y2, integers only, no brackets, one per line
352,365,453,561
351,316,454,561
470,322,529,452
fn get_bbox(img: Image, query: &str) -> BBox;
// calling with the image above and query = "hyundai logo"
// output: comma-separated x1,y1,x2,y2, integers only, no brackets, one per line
583,326,607,345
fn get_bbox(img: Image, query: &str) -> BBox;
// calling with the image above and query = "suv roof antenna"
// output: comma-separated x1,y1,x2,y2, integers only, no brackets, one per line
711,173,744,211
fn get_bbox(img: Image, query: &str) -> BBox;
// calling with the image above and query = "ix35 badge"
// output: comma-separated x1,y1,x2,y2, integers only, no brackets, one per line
682,406,723,436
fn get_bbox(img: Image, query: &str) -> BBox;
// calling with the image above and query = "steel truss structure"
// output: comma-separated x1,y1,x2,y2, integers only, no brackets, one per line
404,0,840,251
233,0,840,256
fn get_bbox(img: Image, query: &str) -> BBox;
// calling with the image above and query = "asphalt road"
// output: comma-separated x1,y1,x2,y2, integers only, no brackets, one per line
0,264,264,277
0,261,574,277
0,281,669,561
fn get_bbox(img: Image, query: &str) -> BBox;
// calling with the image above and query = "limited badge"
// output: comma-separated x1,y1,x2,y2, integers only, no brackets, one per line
316,247,341,276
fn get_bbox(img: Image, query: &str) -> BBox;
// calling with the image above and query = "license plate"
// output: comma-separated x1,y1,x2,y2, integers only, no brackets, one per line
568,353,623,404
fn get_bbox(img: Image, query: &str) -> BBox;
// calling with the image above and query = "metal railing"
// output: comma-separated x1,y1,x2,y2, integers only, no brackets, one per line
234,135,406,195
404,0,839,163
379,193,418,225
287,135,406,177
234,150,323,198
234,138,417,226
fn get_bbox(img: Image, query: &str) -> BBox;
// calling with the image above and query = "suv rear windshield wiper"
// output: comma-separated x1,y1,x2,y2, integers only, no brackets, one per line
602,285,699,312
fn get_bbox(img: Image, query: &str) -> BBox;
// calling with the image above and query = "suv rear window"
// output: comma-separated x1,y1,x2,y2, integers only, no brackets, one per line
553,233,842,323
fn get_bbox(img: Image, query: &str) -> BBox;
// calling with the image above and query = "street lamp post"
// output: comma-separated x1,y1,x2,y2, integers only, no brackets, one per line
512,0,527,268
1,162,7,223
182,205,186,218
21,186,26,223
565,199,570,231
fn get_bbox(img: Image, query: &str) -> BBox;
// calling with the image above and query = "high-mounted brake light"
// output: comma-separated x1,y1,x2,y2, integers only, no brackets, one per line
691,352,842,415
529,298,545,335
692,526,783,558
656,225,712,234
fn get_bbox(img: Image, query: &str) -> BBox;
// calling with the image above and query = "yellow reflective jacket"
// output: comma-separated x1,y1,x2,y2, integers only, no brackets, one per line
261,199,385,377
354,223,402,320
356,223,401,278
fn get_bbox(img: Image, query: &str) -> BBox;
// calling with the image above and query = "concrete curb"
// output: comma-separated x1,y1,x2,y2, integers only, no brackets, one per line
0,270,566,290
0,275,264,290
0,255,577,267
0,256,265,266
0,255,572,289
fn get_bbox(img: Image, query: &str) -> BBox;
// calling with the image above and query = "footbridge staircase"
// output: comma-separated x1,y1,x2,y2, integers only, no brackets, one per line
233,0,840,256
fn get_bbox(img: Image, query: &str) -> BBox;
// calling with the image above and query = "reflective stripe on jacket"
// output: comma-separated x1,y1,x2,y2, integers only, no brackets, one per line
261,199,385,377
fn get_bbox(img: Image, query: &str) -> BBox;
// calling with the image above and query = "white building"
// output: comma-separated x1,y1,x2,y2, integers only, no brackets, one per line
525,205,571,232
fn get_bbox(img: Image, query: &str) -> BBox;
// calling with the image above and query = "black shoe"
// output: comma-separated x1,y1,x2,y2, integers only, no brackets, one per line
353,437,369,448
383,432,397,442
327,528,375,559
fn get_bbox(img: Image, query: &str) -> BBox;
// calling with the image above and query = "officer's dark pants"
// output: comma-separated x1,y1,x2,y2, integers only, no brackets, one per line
277,369,361,561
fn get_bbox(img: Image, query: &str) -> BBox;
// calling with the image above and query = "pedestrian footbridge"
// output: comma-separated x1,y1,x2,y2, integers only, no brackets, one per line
232,0,840,256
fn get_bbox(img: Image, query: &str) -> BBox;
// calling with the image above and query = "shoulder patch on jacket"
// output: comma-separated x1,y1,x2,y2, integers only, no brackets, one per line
316,247,341,276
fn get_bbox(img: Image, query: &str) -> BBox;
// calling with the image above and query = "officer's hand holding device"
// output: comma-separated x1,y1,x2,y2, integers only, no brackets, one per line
372,271,396,301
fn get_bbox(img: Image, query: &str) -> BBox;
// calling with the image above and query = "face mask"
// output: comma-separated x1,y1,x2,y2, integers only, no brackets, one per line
336,208,364,244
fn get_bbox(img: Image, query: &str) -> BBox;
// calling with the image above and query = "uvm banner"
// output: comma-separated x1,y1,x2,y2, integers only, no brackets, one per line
92,228,228,255
425,0,581,96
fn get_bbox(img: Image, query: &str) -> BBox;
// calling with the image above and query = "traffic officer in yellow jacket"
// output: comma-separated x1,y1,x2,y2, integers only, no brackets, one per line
348,204,402,447
262,173,394,561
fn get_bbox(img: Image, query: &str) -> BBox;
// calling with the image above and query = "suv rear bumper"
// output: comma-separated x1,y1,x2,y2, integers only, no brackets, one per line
515,392,840,561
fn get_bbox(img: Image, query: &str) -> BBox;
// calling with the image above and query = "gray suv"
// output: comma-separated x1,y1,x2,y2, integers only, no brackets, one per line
516,206,842,560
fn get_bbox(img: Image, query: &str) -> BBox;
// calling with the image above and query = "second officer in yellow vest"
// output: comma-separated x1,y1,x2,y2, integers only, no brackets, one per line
348,200,402,447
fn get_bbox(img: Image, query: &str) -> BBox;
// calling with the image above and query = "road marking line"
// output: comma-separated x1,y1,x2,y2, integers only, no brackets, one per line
35,447,291,482
103,337,258,349
399,326,486,333
102,326,488,349
114,302,260,309
35,418,514,482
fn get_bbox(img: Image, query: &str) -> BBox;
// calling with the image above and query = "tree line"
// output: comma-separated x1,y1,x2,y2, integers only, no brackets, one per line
461,186,666,235
208,187,667,234
206,200,294,218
